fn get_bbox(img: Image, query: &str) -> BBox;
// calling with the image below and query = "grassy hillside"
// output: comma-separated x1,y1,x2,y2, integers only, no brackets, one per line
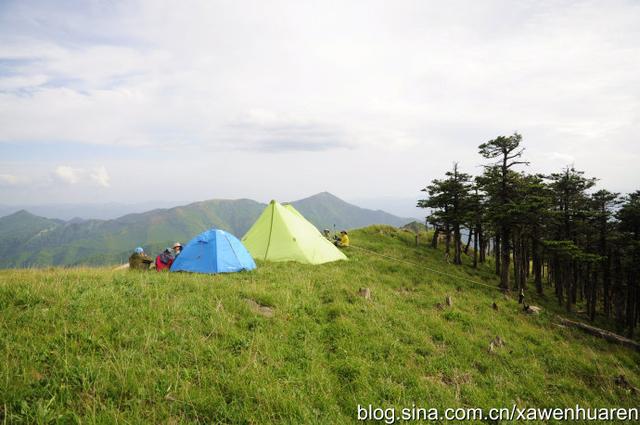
0,193,412,268
1,226,638,423
0,211,63,266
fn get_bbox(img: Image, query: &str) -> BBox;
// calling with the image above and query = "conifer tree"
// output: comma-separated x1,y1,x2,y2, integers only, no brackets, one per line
419,163,472,265
478,132,529,290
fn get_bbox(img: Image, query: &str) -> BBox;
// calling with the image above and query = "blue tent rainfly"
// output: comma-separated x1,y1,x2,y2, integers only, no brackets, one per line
170,228,256,274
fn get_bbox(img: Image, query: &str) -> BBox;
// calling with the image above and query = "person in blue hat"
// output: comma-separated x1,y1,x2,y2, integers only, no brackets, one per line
128,246,152,270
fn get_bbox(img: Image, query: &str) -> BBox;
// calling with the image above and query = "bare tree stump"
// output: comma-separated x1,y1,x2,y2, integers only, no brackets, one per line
518,289,525,304
614,375,639,394
488,336,505,353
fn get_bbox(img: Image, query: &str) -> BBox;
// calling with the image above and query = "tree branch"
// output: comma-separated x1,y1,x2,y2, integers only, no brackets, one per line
506,161,530,169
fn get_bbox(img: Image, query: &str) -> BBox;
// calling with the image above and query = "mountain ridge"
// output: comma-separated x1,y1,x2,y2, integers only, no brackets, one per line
0,192,412,268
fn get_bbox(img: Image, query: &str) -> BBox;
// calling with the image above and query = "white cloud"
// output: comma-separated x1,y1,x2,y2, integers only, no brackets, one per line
54,166,81,184
0,0,639,202
52,165,110,187
546,152,575,163
0,74,48,90
89,166,110,188
0,173,19,185
0,3,636,155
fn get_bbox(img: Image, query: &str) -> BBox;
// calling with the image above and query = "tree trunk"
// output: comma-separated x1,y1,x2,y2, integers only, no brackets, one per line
473,225,479,268
627,244,639,338
571,261,578,308
478,225,486,263
613,251,624,332
520,234,528,290
431,226,439,249
513,233,520,291
566,259,575,313
453,224,462,265
588,264,597,322
554,256,563,306
495,234,501,276
500,226,511,290
464,228,473,255
557,317,640,352
532,226,542,295
445,223,451,256
525,241,531,278
604,247,612,318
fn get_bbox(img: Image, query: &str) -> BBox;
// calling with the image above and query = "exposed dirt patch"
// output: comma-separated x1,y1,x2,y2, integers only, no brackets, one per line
245,299,275,317
395,286,417,295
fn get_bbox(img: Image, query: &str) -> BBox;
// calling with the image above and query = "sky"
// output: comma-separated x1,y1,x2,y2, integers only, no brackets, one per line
1,0,639,215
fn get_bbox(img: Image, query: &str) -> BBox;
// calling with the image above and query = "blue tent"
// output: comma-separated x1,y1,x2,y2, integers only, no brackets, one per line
170,228,256,274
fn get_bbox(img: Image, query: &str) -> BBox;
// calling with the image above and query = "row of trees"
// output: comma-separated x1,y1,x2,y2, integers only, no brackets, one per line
419,133,640,337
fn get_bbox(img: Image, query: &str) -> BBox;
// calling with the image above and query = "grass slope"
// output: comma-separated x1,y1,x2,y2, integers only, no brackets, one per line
0,211,63,267
1,226,638,424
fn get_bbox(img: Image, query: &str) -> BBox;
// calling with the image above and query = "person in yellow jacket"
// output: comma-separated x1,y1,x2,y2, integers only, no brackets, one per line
335,230,349,247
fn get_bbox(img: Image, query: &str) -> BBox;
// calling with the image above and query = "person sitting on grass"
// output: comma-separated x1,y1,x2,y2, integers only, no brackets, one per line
129,247,153,270
155,248,175,271
334,230,349,247
173,242,183,257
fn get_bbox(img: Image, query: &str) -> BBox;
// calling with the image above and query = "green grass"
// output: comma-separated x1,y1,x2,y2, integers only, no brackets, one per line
1,226,638,424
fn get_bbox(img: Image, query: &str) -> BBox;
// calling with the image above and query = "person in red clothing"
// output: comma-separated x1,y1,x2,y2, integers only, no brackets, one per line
155,248,175,271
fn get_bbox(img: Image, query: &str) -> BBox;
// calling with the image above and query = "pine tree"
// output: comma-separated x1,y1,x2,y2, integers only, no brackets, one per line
544,167,597,311
617,191,640,336
589,190,619,320
478,132,529,290
419,163,472,265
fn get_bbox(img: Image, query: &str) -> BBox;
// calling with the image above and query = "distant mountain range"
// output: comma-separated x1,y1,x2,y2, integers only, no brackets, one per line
0,192,412,268
0,201,186,221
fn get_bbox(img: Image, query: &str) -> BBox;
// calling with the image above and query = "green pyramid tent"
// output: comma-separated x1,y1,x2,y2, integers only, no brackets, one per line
242,200,347,264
